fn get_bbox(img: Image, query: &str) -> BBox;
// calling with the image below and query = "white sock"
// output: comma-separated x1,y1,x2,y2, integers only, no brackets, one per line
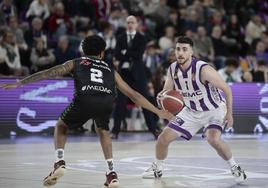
55,149,64,162
156,159,164,171
106,158,114,173
227,157,237,168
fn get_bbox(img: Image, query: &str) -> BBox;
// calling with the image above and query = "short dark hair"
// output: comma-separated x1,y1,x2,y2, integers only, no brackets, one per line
82,35,106,56
225,58,239,68
176,36,194,47
257,60,266,66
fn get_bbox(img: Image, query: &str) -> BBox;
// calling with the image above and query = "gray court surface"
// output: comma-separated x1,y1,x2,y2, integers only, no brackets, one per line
0,133,267,188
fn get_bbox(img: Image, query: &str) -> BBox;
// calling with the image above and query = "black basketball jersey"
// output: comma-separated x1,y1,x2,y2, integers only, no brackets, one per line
72,57,116,96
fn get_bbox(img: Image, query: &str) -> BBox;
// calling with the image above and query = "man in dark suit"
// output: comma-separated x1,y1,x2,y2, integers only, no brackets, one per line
111,15,160,139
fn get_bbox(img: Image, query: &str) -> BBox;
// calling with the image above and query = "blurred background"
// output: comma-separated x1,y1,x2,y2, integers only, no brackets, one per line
0,0,268,137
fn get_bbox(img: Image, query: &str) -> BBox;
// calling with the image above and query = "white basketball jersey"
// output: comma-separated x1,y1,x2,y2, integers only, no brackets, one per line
169,58,223,111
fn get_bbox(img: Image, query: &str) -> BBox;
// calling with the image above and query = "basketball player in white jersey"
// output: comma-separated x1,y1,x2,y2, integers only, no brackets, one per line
142,36,247,183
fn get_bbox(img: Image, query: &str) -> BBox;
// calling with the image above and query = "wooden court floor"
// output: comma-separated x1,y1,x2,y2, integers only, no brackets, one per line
0,133,267,188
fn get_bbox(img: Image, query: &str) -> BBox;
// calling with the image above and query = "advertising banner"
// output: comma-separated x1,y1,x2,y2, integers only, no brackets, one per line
0,78,267,136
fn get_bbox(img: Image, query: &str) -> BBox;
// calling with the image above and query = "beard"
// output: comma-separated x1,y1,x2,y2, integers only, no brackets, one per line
177,58,188,65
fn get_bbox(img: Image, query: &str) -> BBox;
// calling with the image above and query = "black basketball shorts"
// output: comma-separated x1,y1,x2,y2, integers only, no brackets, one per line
60,95,113,130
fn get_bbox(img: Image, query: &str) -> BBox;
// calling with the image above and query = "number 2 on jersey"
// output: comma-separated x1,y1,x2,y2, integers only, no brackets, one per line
90,68,103,83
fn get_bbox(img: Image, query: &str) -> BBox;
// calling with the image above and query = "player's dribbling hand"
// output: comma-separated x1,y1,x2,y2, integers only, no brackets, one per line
158,109,174,120
0,81,22,89
224,112,233,128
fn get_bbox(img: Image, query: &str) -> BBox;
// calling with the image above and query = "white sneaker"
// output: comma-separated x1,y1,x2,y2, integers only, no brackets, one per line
142,162,162,179
231,165,247,183
43,160,66,187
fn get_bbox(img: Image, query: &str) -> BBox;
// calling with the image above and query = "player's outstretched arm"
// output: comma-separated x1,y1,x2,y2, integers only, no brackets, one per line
0,60,74,89
114,71,174,120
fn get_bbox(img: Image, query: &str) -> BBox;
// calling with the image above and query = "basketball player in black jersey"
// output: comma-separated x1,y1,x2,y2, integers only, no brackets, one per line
0,35,173,187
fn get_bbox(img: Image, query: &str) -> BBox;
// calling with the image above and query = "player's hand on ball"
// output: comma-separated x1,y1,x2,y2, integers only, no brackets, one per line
156,90,167,108
157,109,174,120
157,90,167,100
224,112,233,128
0,81,22,89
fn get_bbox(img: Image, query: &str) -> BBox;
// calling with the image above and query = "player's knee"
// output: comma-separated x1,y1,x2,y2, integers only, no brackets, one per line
157,133,170,146
96,127,108,137
56,121,68,134
206,136,220,147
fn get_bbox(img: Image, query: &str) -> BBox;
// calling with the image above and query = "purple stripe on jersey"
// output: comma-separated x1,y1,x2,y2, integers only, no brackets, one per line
192,80,199,91
178,61,191,79
169,66,174,80
205,81,219,109
191,59,200,91
199,64,208,84
199,98,209,111
168,123,192,140
190,100,197,111
191,57,198,73
174,63,182,90
217,88,224,102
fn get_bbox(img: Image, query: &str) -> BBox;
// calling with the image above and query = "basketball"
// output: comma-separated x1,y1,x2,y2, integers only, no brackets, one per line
158,90,184,115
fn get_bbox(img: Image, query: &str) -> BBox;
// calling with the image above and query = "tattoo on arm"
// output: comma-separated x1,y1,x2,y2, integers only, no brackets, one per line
20,61,74,85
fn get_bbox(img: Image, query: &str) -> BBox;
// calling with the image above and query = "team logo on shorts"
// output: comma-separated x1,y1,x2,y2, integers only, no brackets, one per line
174,117,184,126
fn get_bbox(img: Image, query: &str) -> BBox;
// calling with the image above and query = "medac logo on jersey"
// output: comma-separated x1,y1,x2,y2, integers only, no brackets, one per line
81,85,112,94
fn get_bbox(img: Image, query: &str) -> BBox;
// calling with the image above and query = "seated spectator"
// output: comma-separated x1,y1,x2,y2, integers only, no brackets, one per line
218,58,242,82
250,60,268,82
7,15,30,68
143,42,162,79
252,31,268,52
53,35,78,65
211,25,229,69
152,0,170,26
98,21,116,64
25,0,50,21
184,9,199,32
30,38,55,73
7,16,28,50
0,29,29,76
74,0,96,32
138,0,157,16
207,10,225,33
193,25,215,64
158,25,175,51
187,0,204,24
24,17,47,48
245,15,266,45
255,40,268,65
108,5,125,32
0,0,17,25
162,48,176,76
47,2,73,40
166,9,185,36
225,14,248,56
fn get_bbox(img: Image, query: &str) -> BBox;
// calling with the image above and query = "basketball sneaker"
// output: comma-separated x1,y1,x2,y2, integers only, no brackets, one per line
103,171,119,188
142,162,162,179
43,160,66,187
231,165,247,183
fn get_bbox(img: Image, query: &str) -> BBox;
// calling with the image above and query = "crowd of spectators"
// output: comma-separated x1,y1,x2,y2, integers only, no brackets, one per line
0,0,267,135
0,0,268,85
